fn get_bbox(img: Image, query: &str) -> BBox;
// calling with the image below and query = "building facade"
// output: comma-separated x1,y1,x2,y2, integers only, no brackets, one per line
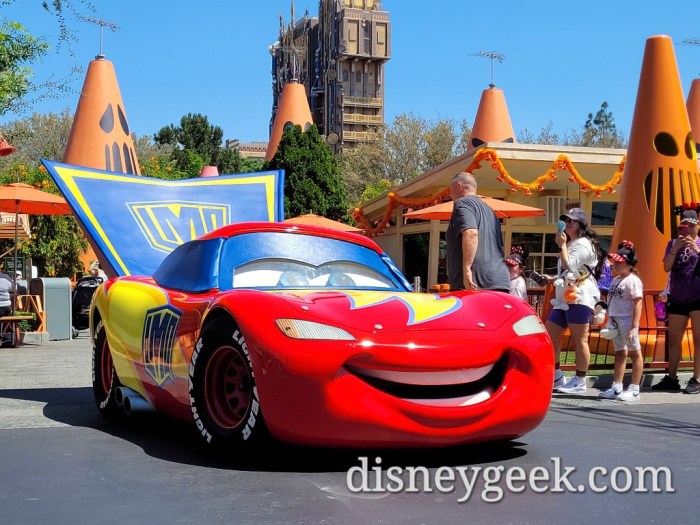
270,0,391,154
225,139,268,160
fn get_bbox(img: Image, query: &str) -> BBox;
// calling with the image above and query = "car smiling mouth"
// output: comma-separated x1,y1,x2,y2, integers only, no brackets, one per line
345,353,509,407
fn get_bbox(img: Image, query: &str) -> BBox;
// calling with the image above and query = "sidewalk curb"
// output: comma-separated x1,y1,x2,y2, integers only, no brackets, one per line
588,372,694,389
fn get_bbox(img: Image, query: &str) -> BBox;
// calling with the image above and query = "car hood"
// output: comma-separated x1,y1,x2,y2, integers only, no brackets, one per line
266,289,521,333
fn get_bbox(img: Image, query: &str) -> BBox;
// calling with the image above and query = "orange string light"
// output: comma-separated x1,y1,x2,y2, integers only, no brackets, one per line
353,148,626,235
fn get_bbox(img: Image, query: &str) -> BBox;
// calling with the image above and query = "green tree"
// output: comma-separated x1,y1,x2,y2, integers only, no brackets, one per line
357,178,393,204
424,119,457,170
239,157,264,173
338,140,386,205
0,1,93,115
579,102,626,148
338,114,471,205
516,103,626,148
0,20,49,114
266,124,348,220
177,113,223,163
454,118,473,157
0,109,73,171
154,113,228,177
517,121,562,145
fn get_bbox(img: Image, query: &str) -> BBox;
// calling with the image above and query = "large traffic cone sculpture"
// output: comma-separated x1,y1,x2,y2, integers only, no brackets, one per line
265,80,313,162
612,35,699,291
63,56,141,174
688,78,700,155
468,87,515,149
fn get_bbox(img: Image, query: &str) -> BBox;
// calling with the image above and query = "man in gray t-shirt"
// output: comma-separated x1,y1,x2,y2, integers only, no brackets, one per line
446,172,509,291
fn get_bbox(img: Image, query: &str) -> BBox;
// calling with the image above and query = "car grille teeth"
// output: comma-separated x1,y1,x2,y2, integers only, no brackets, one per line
346,353,508,405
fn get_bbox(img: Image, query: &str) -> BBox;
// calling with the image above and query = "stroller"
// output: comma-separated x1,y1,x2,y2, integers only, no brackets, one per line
71,276,103,338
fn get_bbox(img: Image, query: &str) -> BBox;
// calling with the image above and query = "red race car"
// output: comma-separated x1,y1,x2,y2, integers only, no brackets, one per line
91,222,553,448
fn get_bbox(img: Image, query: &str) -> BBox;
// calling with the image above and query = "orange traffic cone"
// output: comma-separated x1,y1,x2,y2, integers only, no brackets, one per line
687,78,700,155
63,56,141,175
265,80,313,162
469,86,516,150
612,35,699,290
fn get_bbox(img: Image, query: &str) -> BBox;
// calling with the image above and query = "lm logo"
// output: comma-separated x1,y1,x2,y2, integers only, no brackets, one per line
128,201,230,253
142,305,182,386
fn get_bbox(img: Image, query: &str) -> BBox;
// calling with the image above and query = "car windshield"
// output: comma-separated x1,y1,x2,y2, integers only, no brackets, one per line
233,259,396,289
219,231,408,291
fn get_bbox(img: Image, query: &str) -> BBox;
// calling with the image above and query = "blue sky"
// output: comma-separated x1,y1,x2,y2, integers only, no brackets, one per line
2,0,699,143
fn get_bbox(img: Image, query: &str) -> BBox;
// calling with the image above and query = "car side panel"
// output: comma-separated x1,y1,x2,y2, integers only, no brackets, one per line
93,278,213,420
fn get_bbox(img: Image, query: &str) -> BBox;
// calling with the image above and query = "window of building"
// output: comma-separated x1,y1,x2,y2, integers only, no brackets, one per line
355,71,362,83
363,22,371,54
376,24,387,57
591,201,617,226
348,21,359,54
403,233,429,291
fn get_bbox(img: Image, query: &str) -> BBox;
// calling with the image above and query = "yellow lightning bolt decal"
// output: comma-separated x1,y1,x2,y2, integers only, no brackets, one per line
344,291,461,325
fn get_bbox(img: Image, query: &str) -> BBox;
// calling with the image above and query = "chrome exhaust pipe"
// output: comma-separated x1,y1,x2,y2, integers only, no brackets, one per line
115,386,154,415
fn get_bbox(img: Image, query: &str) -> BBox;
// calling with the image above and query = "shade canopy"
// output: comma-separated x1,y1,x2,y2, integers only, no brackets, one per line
404,196,544,221
285,214,361,232
0,183,72,215
0,183,72,276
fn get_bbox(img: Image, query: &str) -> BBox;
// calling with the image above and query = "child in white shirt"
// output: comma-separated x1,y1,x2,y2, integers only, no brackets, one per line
599,241,644,402
505,245,528,301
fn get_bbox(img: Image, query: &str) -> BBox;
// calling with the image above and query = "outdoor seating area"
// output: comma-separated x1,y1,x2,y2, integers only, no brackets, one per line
0,314,34,347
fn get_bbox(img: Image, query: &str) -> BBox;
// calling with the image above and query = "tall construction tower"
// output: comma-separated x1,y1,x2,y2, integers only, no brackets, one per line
269,0,391,154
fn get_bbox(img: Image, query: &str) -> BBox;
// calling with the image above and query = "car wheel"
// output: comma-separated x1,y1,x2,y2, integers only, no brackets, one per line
189,318,267,448
92,320,121,417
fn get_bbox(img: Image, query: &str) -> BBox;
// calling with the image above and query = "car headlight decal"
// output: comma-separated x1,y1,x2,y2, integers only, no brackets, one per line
512,314,546,336
275,319,356,340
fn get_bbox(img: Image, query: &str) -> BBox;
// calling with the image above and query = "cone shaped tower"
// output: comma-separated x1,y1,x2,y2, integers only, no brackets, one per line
265,81,313,162
63,56,141,174
687,78,700,155
612,35,699,291
469,87,516,149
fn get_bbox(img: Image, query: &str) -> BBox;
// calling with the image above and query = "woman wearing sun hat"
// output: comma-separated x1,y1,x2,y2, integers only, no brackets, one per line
653,204,700,394
545,207,602,394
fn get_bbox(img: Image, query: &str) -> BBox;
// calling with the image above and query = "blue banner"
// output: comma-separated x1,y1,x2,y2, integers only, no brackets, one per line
42,160,284,277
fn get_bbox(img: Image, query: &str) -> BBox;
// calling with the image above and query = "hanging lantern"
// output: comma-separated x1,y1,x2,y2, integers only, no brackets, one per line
0,132,16,157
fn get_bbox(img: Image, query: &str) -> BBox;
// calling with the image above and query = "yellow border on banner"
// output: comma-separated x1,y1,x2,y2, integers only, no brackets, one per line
53,166,279,275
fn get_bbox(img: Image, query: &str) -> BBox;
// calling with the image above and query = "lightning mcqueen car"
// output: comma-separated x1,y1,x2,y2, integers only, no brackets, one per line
91,222,553,448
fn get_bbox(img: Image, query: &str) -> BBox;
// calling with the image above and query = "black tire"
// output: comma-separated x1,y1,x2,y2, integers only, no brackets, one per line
189,318,267,448
92,319,122,417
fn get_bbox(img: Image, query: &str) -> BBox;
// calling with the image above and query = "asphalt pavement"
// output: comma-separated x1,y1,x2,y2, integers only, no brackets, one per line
1,335,698,525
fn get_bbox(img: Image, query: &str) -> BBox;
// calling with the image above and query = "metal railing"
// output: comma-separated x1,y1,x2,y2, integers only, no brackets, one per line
528,288,695,371
342,96,383,108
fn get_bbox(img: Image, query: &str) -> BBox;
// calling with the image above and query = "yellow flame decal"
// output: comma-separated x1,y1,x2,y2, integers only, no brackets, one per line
344,291,461,325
